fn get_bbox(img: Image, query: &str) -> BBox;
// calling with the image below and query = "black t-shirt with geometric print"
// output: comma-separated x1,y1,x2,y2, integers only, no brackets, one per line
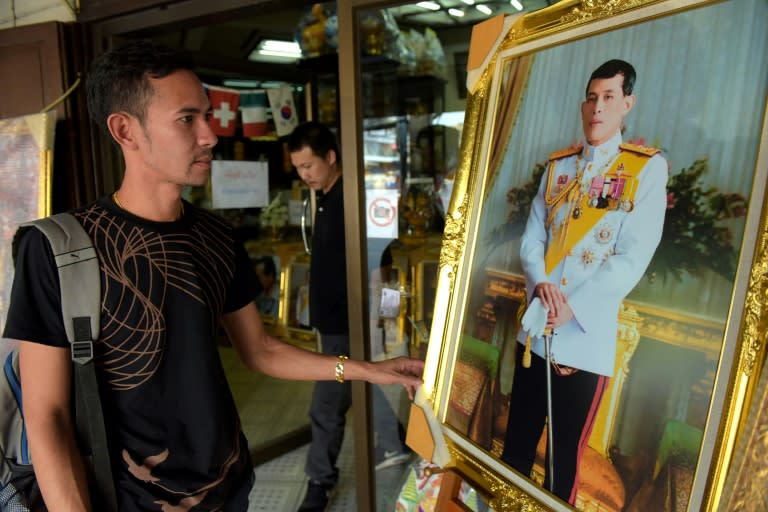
4,197,259,511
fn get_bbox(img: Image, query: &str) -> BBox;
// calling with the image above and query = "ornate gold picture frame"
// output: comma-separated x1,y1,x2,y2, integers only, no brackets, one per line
410,1,768,510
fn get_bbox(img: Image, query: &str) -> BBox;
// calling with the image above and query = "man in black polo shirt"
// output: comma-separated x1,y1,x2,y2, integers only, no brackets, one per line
289,122,409,511
289,122,349,512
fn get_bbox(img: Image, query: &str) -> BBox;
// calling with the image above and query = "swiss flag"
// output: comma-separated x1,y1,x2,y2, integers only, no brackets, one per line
206,85,240,137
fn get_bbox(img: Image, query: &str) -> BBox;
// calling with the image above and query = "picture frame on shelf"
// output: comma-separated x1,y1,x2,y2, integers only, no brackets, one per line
281,255,318,350
409,1,768,511
252,253,281,325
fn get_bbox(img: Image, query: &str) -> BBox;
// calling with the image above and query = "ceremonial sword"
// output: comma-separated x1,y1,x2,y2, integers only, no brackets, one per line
543,327,555,493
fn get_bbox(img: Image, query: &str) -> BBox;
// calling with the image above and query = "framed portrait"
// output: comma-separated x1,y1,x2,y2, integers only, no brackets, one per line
251,253,281,326
410,1,768,511
280,255,318,349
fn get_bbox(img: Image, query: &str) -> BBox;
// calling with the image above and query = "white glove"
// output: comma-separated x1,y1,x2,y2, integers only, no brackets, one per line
521,297,548,339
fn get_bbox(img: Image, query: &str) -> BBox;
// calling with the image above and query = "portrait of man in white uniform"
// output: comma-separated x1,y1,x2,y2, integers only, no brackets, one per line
500,59,669,505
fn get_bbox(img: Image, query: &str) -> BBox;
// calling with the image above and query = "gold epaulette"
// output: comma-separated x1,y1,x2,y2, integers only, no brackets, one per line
548,145,583,161
619,143,660,157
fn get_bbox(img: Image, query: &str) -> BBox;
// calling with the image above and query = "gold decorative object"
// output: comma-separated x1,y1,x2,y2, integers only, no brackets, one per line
401,186,434,244
301,4,329,57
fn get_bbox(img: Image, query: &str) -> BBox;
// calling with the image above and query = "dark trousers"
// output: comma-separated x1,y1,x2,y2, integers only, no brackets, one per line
305,335,352,486
500,347,608,504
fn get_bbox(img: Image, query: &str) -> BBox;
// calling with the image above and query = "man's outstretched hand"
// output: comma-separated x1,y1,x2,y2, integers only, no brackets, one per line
368,357,424,399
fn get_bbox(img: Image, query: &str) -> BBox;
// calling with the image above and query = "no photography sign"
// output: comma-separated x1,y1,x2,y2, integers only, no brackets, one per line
366,190,399,238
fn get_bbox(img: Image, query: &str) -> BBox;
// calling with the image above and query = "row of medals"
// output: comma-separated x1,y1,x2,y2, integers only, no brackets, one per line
571,156,635,220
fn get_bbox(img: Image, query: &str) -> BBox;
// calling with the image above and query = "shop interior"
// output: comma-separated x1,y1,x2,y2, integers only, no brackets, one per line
84,0,550,509
3,1,766,511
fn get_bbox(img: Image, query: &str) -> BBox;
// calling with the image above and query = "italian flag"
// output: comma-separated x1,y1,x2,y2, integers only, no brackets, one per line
240,89,269,137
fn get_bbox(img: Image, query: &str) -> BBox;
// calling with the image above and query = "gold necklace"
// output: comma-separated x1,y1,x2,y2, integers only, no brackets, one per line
112,192,184,219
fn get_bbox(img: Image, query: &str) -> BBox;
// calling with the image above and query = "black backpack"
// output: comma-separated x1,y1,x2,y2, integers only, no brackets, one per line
1,213,117,511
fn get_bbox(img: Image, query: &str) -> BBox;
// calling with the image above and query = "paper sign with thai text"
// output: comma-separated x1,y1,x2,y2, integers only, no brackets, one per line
212,160,269,209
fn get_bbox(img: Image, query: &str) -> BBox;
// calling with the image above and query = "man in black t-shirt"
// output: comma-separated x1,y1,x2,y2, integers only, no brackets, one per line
8,199,258,511
3,41,423,512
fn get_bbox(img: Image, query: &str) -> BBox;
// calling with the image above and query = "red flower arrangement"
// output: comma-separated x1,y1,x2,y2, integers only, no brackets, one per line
648,157,747,282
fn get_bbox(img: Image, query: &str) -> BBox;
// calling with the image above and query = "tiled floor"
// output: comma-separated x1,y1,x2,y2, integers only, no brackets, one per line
220,346,314,449
220,346,413,511
246,425,412,511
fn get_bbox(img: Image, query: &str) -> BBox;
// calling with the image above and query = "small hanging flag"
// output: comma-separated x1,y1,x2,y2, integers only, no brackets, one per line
206,85,240,137
240,89,269,137
267,85,299,137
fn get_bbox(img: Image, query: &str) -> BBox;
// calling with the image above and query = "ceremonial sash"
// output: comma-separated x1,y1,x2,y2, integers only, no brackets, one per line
544,146,656,275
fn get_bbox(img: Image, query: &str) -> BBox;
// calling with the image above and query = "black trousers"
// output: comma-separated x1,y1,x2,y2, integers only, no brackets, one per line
305,335,352,486
500,346,608,504
304,335,407,485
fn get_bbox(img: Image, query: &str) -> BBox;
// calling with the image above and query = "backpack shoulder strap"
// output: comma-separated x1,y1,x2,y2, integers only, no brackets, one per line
19,213,118,511
20,213,100,363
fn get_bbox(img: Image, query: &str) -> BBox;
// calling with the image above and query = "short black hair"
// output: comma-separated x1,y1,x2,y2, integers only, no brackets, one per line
86,40,195,135
255,256,276,277
586,59,636,96
287,121,340,165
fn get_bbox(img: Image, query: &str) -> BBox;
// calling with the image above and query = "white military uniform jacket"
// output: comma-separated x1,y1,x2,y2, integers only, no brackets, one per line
517,131,668,376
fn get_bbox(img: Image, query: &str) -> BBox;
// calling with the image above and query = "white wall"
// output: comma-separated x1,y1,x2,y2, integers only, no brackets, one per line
0,0,75,29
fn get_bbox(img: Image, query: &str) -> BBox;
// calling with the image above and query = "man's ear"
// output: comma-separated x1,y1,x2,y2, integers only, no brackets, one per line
106,112,139,150
326,149,337,167
623,94,636,114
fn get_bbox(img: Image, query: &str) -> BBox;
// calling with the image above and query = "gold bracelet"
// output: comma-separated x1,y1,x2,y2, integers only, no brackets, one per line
335,355,348,383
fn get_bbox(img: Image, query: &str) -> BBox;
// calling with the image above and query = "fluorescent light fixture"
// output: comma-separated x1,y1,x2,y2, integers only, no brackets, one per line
223,79,260,88
460,0,475,4
260,39,301,55
259,81,286,89
476,4,492,14
221,79,295,90
448,8,465,16
248,39,302,62
417,1,441,10
510,0,524,10
257,49,298,58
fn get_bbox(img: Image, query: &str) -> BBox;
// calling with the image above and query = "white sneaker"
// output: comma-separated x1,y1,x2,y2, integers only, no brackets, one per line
375,449,412,470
